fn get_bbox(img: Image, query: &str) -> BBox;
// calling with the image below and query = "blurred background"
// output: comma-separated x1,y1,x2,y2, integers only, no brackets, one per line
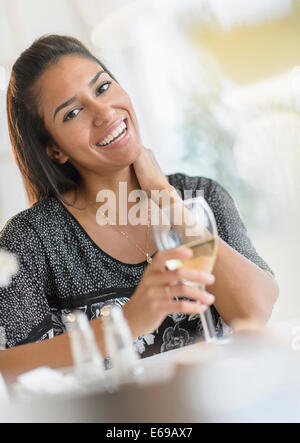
0,0,299,326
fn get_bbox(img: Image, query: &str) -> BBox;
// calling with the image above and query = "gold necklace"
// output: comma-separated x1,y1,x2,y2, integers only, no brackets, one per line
90,200,153,265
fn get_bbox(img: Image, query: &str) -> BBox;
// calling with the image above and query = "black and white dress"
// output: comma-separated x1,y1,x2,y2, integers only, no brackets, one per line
0,173,274,357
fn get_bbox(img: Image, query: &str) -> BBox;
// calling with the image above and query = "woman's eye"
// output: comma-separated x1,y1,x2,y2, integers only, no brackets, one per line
96,81,112,96
63,108,81,122
62,82,112,122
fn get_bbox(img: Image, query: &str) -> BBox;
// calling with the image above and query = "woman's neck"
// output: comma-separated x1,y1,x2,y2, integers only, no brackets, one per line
75,165,142,216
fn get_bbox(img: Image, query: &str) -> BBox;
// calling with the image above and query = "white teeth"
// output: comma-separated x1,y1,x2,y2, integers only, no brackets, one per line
98,121,127,147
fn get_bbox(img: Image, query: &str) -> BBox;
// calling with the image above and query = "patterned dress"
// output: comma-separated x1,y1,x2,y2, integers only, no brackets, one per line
0,173,274,357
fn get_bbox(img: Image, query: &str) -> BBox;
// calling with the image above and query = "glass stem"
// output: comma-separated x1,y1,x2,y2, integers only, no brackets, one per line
199,284,216,342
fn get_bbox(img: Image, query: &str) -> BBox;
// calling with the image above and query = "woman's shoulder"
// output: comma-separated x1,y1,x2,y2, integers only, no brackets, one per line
167,172,227,200
0,196,59,244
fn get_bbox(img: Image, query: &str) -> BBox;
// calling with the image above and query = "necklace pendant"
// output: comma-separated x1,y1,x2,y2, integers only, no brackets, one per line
146,253,152,264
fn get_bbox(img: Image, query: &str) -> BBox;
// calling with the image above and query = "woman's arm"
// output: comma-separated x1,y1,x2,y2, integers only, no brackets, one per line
133,148,279,326
210,237,279,325
206,181,279,325
165,194,279,325
162,194,279,325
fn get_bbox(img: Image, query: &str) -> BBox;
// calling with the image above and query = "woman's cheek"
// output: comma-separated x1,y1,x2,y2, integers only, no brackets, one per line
63,123,89,150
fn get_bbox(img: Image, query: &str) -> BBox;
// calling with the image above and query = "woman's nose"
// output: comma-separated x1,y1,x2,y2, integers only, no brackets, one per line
92,102,116,127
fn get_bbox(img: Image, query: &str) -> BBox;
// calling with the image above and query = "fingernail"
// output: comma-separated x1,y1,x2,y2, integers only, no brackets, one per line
206,273,215,283
206,293,215,303
181,248,193,257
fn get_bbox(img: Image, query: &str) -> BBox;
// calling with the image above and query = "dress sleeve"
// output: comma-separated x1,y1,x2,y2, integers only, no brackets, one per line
206,180,275,276
0,216,53,348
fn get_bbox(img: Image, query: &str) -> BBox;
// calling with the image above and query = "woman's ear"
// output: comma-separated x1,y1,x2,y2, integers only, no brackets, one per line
45,145,69,164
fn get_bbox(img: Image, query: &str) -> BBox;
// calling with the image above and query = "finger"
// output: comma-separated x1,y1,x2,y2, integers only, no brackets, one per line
146,149,166,176
173,268,215,286
171,283,215,305
156,283,214,306
150,247,193,272
146,266,215,288
149,283,214,306
161,299,208,315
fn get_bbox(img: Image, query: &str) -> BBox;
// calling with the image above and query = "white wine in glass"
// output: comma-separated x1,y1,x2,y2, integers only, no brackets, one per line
152,196,218,342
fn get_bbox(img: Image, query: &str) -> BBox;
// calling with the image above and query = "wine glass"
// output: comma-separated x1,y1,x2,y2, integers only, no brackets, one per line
151,195,218,342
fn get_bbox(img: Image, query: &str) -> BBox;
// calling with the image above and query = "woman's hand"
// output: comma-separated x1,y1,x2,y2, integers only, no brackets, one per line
122,247,215,339
133,147,174,197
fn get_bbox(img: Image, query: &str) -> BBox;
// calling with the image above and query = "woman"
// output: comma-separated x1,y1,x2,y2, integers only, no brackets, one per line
0,35,278,381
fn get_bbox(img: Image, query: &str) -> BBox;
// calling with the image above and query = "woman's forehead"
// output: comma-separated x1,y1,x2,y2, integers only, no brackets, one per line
36,55,106,111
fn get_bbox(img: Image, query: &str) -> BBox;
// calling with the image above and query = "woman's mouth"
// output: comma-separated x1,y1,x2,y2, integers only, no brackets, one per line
96,119,131,150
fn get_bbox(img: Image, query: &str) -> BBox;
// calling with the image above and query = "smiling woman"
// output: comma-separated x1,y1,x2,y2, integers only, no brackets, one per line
0,34,278,382
6,35,132,207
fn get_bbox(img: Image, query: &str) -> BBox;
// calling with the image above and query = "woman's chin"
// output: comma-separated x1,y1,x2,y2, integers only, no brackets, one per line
122,142,143,164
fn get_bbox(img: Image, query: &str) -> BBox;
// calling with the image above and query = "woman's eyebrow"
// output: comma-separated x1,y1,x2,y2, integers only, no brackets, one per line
88,70,105,87
53,96,76,121
53,70,106,121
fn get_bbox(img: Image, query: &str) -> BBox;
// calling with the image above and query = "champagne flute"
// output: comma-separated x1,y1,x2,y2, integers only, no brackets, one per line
152,195,218,342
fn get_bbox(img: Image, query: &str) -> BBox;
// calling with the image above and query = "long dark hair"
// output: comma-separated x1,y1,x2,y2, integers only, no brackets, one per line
7,34,117,206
